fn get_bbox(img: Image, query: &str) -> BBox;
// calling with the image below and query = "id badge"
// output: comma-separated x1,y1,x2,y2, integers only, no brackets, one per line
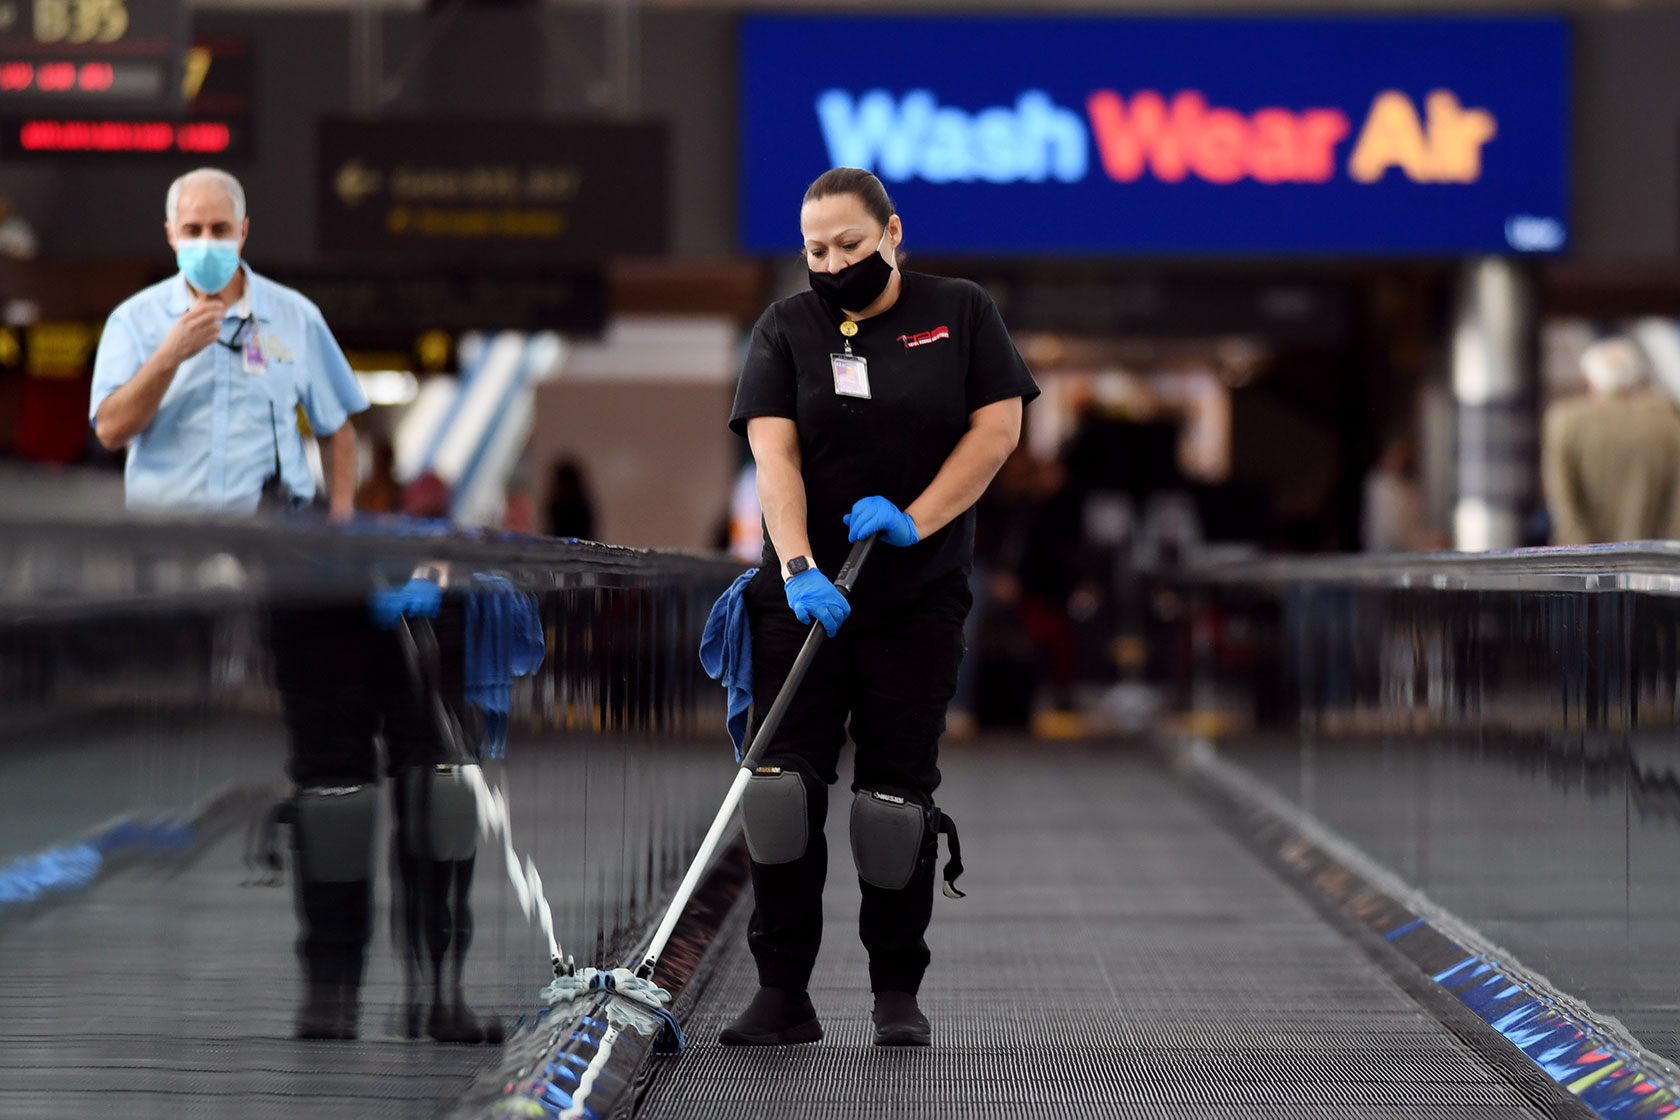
831,352,871,399
242,327,267,375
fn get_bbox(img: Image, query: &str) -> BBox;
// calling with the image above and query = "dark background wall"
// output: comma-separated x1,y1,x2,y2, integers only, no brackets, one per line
1571,8,1680,264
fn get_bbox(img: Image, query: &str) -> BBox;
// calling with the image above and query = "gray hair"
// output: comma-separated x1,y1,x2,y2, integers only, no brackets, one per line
165,168,246,227
1580,337,1647,395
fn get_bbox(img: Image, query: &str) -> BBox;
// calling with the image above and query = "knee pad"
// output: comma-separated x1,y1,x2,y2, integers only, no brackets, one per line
741,766,809,865
401,764,481,861
849,790,929,891
294,784,377,883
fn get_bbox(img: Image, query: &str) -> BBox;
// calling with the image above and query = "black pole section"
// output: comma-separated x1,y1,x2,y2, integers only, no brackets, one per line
738,534,876,772
395,614,475,767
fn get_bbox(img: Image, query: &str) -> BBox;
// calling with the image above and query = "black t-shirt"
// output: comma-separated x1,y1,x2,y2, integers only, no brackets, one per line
730,271,1040,604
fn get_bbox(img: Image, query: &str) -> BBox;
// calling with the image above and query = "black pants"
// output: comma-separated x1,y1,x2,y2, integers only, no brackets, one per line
744,567,970,996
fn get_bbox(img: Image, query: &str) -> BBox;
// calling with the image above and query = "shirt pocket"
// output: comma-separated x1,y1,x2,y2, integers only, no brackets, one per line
253,350,301,414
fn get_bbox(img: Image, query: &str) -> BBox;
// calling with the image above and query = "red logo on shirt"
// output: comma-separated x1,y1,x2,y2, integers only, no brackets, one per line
897,325,950,349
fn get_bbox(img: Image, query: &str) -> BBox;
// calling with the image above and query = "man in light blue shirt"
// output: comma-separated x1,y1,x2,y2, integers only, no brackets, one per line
91,168,368,518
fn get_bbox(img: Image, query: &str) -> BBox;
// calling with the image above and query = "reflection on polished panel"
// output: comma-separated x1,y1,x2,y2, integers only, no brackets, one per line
0,519,738,1118
1187,546,1680,1067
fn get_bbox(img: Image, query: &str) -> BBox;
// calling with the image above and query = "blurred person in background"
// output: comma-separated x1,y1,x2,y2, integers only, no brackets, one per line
355,438,402,514
503,482,538,534
723,167,1038,1049
501,461,538,534
995,455,1082,706
1360,433,1437,552
957,449,1084,728
727,458,765,564
0,193,37,260
1012,455,1085,706
89,168,365,519
950,447,1040,733
403,470,453,520
712,457,767,563
546,456,597,540
1542,337,1680,545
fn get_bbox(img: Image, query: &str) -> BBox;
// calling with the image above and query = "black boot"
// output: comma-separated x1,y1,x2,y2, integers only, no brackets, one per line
394,770,503,1045
718,987,823,1046
292,874,371,1041
295,981,359,1041
424,856,503,1044
338,985,362,1040
288,785,376,1044
428,996,505,1045
295,982,341,1040
871,990,930,1047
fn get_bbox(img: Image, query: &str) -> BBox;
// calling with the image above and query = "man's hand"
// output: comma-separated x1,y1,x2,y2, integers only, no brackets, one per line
163,295,226,365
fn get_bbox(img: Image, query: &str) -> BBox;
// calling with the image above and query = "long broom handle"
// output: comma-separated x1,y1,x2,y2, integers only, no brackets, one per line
634,534,877,980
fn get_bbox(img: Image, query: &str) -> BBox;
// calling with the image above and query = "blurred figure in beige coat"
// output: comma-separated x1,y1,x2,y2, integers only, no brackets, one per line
1542,337,1680,545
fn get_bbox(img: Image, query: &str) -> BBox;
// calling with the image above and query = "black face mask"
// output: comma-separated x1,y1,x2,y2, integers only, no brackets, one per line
808,233,894,313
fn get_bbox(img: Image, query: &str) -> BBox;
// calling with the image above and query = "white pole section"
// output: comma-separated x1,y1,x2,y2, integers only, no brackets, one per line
637,765,752,977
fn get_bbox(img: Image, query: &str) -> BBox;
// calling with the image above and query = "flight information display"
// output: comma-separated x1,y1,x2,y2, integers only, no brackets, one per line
0,0,185,110
0,35,253,158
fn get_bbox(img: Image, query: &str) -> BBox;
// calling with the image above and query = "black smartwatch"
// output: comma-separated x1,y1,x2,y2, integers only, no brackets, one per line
784,555,813,580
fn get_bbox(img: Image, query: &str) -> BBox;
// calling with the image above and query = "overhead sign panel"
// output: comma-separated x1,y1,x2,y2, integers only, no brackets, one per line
272,270,608,347
318,118,669,266
740,16,1570,256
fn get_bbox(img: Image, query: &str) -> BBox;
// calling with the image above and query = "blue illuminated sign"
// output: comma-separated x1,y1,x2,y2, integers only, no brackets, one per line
740,17,1570,256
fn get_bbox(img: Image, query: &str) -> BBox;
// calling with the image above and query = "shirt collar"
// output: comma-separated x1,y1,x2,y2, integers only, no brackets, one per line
165,260,264,320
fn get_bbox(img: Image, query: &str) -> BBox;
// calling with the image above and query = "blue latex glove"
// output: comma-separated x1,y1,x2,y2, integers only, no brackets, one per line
369,577,442,629
784,569,851,636
844,496,919,547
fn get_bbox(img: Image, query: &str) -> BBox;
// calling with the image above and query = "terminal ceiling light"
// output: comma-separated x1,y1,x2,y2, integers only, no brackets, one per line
355,370,420,407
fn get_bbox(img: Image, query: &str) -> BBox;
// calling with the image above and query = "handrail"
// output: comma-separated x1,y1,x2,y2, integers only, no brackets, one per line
1186,540,1680,593
0,515,745,618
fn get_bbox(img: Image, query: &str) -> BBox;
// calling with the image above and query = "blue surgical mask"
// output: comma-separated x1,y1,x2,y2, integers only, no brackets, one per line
176,238,241,295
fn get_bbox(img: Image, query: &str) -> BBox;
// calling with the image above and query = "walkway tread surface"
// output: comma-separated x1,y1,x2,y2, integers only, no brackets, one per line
0,725,731,1120
634,740,1552,1120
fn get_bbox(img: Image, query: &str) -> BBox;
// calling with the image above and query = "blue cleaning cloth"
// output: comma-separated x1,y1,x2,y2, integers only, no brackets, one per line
465,574,546,758
649,1005,687,1053
699,569,757,760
